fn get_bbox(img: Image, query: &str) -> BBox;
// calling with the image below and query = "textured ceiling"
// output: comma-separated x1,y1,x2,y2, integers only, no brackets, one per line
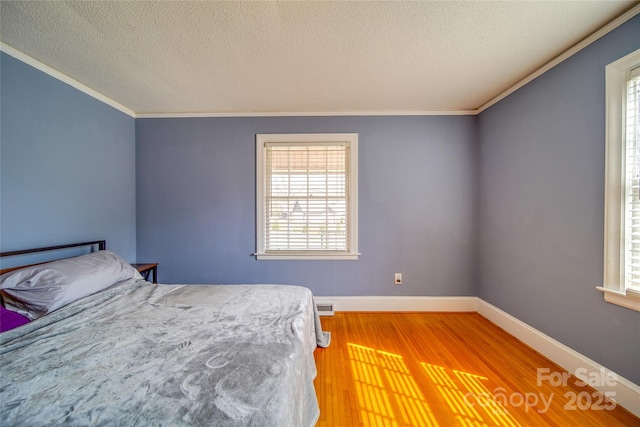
0,1,638,116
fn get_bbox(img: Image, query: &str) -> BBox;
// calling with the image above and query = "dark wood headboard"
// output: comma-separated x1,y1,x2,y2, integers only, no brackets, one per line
0,240,106,275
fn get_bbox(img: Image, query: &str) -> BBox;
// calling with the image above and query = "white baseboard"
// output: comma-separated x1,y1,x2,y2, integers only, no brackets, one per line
476,299,640,418
313,295,478,312
313,295,640,418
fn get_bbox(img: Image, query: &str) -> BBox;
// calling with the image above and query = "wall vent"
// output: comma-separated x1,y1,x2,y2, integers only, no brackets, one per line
315,302,334,316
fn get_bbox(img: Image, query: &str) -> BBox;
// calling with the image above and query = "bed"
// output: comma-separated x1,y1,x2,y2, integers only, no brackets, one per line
0,241,330,426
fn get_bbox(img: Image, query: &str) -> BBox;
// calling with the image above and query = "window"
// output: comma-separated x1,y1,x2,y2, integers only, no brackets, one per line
255,133,359,260
601,48,640,312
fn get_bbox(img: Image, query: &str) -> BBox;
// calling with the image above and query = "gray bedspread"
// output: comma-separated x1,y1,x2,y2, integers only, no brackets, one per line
0,280,330,426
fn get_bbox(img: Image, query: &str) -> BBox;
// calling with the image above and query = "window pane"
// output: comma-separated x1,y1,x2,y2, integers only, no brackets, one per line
265,144,349,252
625,75,640,288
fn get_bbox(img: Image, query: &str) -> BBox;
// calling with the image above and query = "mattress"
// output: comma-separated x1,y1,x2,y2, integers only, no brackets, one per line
0,279,329,426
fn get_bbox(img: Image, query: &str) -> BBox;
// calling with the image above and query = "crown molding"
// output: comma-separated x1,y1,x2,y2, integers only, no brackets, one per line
476,4,640,114
135,109,477,118
0,43,135,118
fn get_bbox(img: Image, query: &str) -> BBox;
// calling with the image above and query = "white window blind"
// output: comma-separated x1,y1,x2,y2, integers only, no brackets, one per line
256,133,359,260
265,143,349,253
624,68,640,290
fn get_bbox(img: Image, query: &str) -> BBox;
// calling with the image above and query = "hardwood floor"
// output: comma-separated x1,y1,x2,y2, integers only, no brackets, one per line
313,312,639,427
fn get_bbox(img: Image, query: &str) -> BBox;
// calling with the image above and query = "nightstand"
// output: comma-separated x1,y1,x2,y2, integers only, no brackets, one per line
132,263,158,283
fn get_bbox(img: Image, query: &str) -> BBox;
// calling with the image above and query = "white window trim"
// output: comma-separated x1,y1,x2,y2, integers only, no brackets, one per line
255,133,359,260
600,48,640,312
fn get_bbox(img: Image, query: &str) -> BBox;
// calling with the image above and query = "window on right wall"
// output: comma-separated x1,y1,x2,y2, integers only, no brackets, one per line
601,48,640,312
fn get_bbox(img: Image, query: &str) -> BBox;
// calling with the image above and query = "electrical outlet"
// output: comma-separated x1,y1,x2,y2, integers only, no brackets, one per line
394,273,402,285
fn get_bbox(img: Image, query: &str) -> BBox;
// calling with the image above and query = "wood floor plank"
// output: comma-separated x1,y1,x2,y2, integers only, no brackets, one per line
314,312,640,426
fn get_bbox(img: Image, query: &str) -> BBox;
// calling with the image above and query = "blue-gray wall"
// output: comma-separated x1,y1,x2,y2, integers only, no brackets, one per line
0,52,137,261
136,116,478,297
478,15,640,384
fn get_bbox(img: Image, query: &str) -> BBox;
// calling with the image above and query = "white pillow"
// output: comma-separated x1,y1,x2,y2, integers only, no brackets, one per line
0,250,142,320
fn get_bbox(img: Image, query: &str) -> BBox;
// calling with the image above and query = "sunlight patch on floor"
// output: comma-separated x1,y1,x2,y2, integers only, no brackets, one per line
348,343,438,426
347,342,521,426
423,363,520,427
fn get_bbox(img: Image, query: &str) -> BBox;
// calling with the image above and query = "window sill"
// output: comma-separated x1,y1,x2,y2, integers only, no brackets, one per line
596,286,640,312
255,252,360,261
